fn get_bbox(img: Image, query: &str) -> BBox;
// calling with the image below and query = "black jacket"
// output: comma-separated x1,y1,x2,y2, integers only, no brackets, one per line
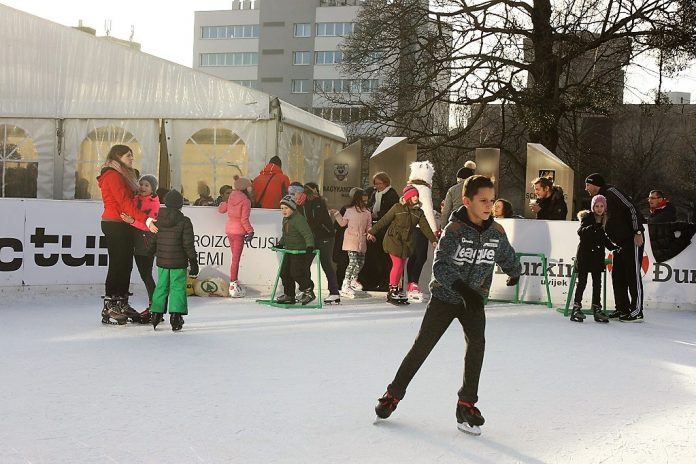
297,196,335,240
648,202,677,224
575,211,616,273
148,208,198,270
536,186,568,220
368,187,400,220
598,185,644,244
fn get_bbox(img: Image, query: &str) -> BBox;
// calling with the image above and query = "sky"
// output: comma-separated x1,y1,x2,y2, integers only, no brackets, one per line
2,0,696,104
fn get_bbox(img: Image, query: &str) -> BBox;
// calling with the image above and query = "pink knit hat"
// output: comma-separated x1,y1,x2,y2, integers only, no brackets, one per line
591,194,607,210
402,185,419,202
233,175,252,192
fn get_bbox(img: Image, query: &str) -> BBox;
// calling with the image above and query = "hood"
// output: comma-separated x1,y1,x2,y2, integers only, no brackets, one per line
259,162,283,176
228,190,249,207
550,186,565,200
96,166,116,185
577,209,591,221
157,207,184,228
451,205,494,231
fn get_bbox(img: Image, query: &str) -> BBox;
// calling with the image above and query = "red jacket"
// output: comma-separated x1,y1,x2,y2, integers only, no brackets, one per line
218,191,254,236
131,194,161,232
252,163,290,209
97,168,147,223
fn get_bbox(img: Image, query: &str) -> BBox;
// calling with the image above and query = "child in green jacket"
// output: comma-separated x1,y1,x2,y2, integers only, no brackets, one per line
276,195,316,305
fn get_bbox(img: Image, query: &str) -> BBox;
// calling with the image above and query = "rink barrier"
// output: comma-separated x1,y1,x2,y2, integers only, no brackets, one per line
256,247,323,309
557,258,611,316
487,252,553,308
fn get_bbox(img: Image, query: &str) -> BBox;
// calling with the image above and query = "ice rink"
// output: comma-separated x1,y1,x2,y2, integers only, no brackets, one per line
1,292,695,463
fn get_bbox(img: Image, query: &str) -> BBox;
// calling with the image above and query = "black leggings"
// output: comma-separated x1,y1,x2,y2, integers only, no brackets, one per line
134,254,156,303
574,270,602,306
407,228,429,284
101,221,134,297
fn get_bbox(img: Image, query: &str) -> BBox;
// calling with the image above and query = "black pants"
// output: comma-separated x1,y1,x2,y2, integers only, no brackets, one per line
406,228,429,285
101,221,134,297
312,237,339,295
389,295,486,403
574,270,602,306
612,242,644,316
362,229,390,291
134,254,156,303
281,253,313,297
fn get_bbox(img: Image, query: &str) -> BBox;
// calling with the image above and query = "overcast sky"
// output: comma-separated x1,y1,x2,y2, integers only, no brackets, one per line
3,0,695,103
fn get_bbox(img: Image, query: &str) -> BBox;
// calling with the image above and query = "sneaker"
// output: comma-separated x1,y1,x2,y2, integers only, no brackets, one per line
275,294,296,305
340,284,356,299
324,294,341,305
298,289,316,305
456,400,485,427
170,313,185,331
569,302,585,322
350,280,364,291
619,311,644,323
229,281,246,298
591,304,609,323
375,390,401,419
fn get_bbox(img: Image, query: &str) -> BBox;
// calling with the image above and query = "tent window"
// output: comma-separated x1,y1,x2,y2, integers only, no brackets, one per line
75,126,142,200
181,128,248,205
0,124,38,198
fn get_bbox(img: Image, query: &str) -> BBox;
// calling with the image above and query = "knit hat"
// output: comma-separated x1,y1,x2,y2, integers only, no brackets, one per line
280,194,297,210
591,194,607,210
269,155,282,167
288,183,305,194
233,176,252,192
457,160,477,180
164,189,184,209
402,185,419,202
585,173,606,187
139,174,158,193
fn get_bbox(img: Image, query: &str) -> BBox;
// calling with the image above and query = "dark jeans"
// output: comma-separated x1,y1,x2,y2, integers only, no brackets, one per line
361,229,390,291
281,253,313,297
407,228,429,284
389,295,486,403
101,221,134,297
313,237,339,294
573,270,602,306
134,254,156,303
612,242,645,315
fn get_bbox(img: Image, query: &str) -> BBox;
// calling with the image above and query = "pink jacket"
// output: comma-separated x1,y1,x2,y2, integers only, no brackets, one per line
334,206,372,253
218,190,254,236
131,194,161,232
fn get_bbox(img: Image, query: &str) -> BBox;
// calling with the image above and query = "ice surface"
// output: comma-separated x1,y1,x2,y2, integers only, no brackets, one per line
1,293,695,463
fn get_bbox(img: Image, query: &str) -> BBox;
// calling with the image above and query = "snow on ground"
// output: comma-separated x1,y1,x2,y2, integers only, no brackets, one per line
1,292,695,464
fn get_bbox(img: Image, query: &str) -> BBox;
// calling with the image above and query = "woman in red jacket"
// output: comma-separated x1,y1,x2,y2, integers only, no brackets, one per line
97,144,157,325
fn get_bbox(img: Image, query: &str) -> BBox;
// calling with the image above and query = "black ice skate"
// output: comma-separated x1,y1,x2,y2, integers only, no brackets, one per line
116,297,142,323
592,304,609,323
569,302,586,322
101,296,128,325
170,313,185,331
456,400,484,436
298,289,316,305
275,294,296,305
387,286,409,305
375,390,401,419
139,308,152,324
151,312,164,330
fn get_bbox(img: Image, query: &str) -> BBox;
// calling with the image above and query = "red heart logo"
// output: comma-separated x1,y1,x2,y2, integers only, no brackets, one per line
605,253,650,274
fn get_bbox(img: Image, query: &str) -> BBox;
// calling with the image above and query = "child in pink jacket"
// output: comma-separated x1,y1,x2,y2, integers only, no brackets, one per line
218,176,254,297
330,188,372,298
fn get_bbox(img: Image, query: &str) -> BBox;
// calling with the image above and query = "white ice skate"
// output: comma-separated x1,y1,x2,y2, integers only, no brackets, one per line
457,422,481,436
406,282,424,303
229,281,246,298
339,284,356,299
350,280,364,292
324,294,341,305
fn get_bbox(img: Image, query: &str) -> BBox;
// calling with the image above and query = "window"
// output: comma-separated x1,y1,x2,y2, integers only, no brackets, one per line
313,79,378,93
314,50,343,65
232,80,258,89
294,23,311,37
316,22,354,37
0,124,38,198
293,51,311,65
291,79,310,93
200,52,258,66
201,25,259,39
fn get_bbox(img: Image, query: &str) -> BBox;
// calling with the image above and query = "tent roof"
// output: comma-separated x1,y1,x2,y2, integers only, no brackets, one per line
280,100,346,143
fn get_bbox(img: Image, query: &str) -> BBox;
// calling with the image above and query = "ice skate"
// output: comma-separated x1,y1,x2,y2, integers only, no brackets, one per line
298,289,316,306
456,400,484,436
139,308,152,324
387,286,409,305
375,390,400,419
350,279,363,292
170,313,185,331
229,281,246,298
339,283,356,299
592,304,609,323
151,312,164,330
406,282,424,303
275,294,296,305
101,296,128,325
324,294,341,305
569,302,586,322
117,297,143,323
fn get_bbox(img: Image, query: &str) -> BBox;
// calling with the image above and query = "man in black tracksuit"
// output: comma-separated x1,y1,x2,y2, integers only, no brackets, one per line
584,173,645,322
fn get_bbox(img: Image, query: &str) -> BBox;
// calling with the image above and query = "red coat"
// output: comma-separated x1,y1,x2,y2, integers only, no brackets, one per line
252,163,290,209
218,191,254,235
131,194,161,232
97,168,147,223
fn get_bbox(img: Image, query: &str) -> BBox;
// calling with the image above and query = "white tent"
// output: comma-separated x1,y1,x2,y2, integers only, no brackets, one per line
0,4,346,200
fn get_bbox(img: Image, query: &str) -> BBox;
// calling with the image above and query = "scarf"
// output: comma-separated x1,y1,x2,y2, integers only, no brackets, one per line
373,185,392,217
103,159,140,192
295,192,307,206
650,198,669,215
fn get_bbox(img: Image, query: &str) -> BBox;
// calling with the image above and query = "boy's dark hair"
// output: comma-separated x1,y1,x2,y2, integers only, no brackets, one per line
463,175,494,199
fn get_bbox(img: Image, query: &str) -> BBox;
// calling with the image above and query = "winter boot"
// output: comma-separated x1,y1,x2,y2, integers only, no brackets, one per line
151,312,164,330
350,279,363,291
591,304,609,323
339,282,356,299
229,281,246,298
456,400,484,435
298,289,316,306
375,390,401,419
387,286,408,305
101,296,128,325
275,294,296,305
323,294,341,305
117,297,142,323
170,313,185,331
569,302,586,322
406,282,423,303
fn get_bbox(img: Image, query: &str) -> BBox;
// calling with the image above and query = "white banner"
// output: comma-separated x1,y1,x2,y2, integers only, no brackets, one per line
1,199,695,309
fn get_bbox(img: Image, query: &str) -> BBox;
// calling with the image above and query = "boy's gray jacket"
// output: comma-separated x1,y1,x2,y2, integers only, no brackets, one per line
430,206,521,305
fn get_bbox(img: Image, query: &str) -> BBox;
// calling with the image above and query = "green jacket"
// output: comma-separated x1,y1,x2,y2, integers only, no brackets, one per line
369,201,437,258
280,211,315,250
